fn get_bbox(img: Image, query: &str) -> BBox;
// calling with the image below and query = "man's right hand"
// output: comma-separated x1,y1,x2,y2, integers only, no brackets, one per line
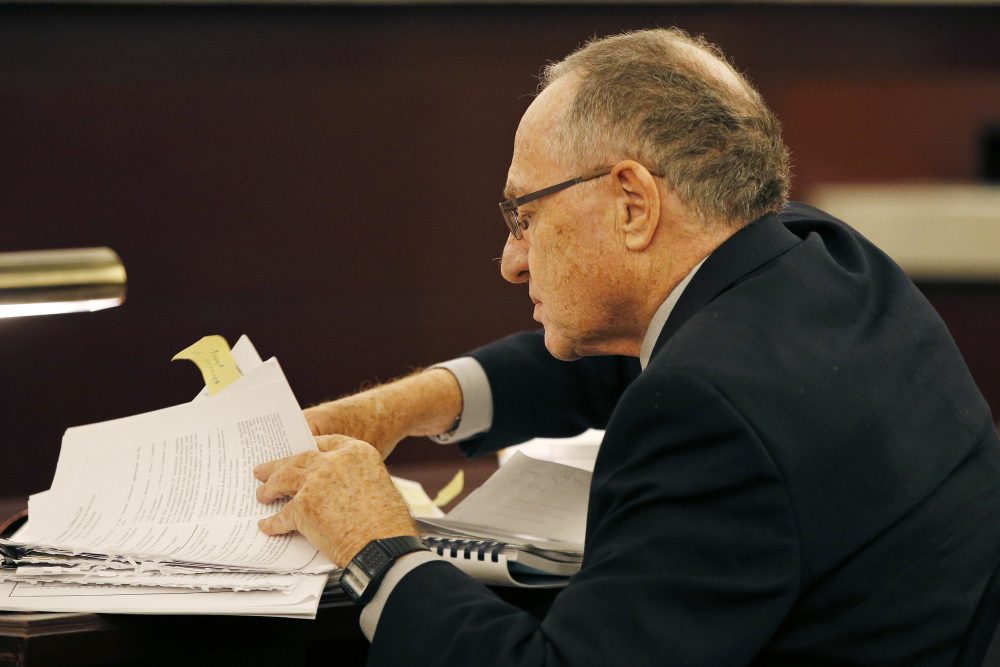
303,368,463,459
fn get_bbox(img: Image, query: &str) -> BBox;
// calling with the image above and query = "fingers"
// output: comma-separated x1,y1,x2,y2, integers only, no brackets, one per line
258,500,298,536
253,440,415,565
253,450,318,482
303,406,325,436
256,464,308,504
315,434,363,452
252,456,288,482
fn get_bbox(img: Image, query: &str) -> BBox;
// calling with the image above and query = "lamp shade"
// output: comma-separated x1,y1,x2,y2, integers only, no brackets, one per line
0,247,127,319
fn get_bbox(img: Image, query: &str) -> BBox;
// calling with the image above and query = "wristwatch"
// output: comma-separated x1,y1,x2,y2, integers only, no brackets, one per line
340,535,429,606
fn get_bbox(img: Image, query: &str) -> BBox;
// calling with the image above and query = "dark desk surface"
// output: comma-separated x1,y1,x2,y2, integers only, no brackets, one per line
0,605,367,667
0,456,513,667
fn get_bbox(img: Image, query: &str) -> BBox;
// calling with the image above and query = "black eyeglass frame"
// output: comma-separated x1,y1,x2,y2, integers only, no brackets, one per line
498,167,612,240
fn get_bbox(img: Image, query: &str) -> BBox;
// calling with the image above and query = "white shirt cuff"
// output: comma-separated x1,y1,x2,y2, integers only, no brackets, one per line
359,550,442,642
428,357,493,443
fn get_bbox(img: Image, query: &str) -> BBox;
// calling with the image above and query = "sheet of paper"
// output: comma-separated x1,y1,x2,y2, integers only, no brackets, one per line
442,452,590,547
391,477,445,519
13,365,330,573
172,335,242,396
0,573,329,618
498,429,603,471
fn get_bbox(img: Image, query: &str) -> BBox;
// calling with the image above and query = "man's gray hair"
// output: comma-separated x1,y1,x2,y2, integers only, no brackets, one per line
541,28,791,229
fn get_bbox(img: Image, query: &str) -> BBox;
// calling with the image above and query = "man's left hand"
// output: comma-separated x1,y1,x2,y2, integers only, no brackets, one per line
254,435,418,567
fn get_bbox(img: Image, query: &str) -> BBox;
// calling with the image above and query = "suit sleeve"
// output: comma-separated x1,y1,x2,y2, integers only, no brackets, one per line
368,369,801,667
459,330,642,457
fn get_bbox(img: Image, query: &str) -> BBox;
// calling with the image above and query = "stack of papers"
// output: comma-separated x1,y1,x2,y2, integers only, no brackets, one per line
0,337,334,618
416,452,589,588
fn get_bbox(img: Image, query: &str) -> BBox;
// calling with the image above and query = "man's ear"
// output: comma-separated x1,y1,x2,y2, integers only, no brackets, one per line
612,160,660,251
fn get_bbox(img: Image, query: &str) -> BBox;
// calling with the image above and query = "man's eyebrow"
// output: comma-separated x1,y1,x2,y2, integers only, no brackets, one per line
503,181,522,201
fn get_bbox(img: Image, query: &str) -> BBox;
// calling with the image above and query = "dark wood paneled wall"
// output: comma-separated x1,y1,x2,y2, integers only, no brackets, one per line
2,4,999,497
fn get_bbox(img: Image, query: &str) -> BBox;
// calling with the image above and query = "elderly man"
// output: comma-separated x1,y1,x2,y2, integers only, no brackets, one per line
254,29,1000,665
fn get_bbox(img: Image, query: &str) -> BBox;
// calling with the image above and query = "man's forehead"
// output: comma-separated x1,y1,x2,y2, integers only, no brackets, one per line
502,178,520,200
503,138,538,199
504,152,548,200
503,76,577,198
503,160,531,198
503,149,559,200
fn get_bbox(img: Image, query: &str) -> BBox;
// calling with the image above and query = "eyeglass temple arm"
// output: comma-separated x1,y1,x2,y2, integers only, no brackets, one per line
509,167,613,208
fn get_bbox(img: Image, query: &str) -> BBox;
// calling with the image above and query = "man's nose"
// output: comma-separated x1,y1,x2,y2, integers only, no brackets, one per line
500,233,529,284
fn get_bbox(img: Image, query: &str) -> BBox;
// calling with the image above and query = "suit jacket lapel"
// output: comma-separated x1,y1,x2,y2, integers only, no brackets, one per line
651,213,803,358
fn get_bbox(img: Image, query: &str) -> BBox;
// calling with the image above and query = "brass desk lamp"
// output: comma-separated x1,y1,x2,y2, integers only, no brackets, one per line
0,247,127,319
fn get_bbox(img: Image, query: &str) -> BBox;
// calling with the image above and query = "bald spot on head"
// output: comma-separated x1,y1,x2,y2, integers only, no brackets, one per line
671,38,753,104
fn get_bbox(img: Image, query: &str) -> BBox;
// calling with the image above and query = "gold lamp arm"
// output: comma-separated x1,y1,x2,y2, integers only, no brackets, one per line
0,247,127,319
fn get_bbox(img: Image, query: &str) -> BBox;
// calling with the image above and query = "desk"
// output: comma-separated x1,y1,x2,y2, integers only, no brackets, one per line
0,585,555,667
0,606,368,667
0,457,539,667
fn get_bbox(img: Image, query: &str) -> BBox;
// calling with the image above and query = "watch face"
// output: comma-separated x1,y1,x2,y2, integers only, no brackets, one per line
357,544,391,576
341,538,428,605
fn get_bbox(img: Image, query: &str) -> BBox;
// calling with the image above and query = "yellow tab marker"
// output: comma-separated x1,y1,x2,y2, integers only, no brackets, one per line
432,470,465,508
172,335,242,395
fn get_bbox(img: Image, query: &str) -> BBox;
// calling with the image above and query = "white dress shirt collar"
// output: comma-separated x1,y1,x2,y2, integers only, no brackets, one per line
638,256,708,370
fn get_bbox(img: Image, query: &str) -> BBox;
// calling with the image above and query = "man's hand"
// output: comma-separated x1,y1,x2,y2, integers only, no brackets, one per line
254,435,418,567
303,368,463,459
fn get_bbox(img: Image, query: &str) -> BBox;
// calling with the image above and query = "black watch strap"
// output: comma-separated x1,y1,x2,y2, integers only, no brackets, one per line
340,536,429,606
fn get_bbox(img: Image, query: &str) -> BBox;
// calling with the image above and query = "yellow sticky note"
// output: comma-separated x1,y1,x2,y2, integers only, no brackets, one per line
172,335,242,395
432,470,465,508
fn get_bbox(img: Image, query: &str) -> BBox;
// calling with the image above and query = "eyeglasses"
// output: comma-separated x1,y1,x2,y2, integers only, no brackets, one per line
499,167,612,240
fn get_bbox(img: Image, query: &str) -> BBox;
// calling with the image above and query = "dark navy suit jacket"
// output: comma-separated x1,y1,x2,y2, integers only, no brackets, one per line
368,203,1000,666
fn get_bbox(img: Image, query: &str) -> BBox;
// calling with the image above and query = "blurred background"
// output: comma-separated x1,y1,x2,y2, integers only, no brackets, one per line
2,1,999,503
